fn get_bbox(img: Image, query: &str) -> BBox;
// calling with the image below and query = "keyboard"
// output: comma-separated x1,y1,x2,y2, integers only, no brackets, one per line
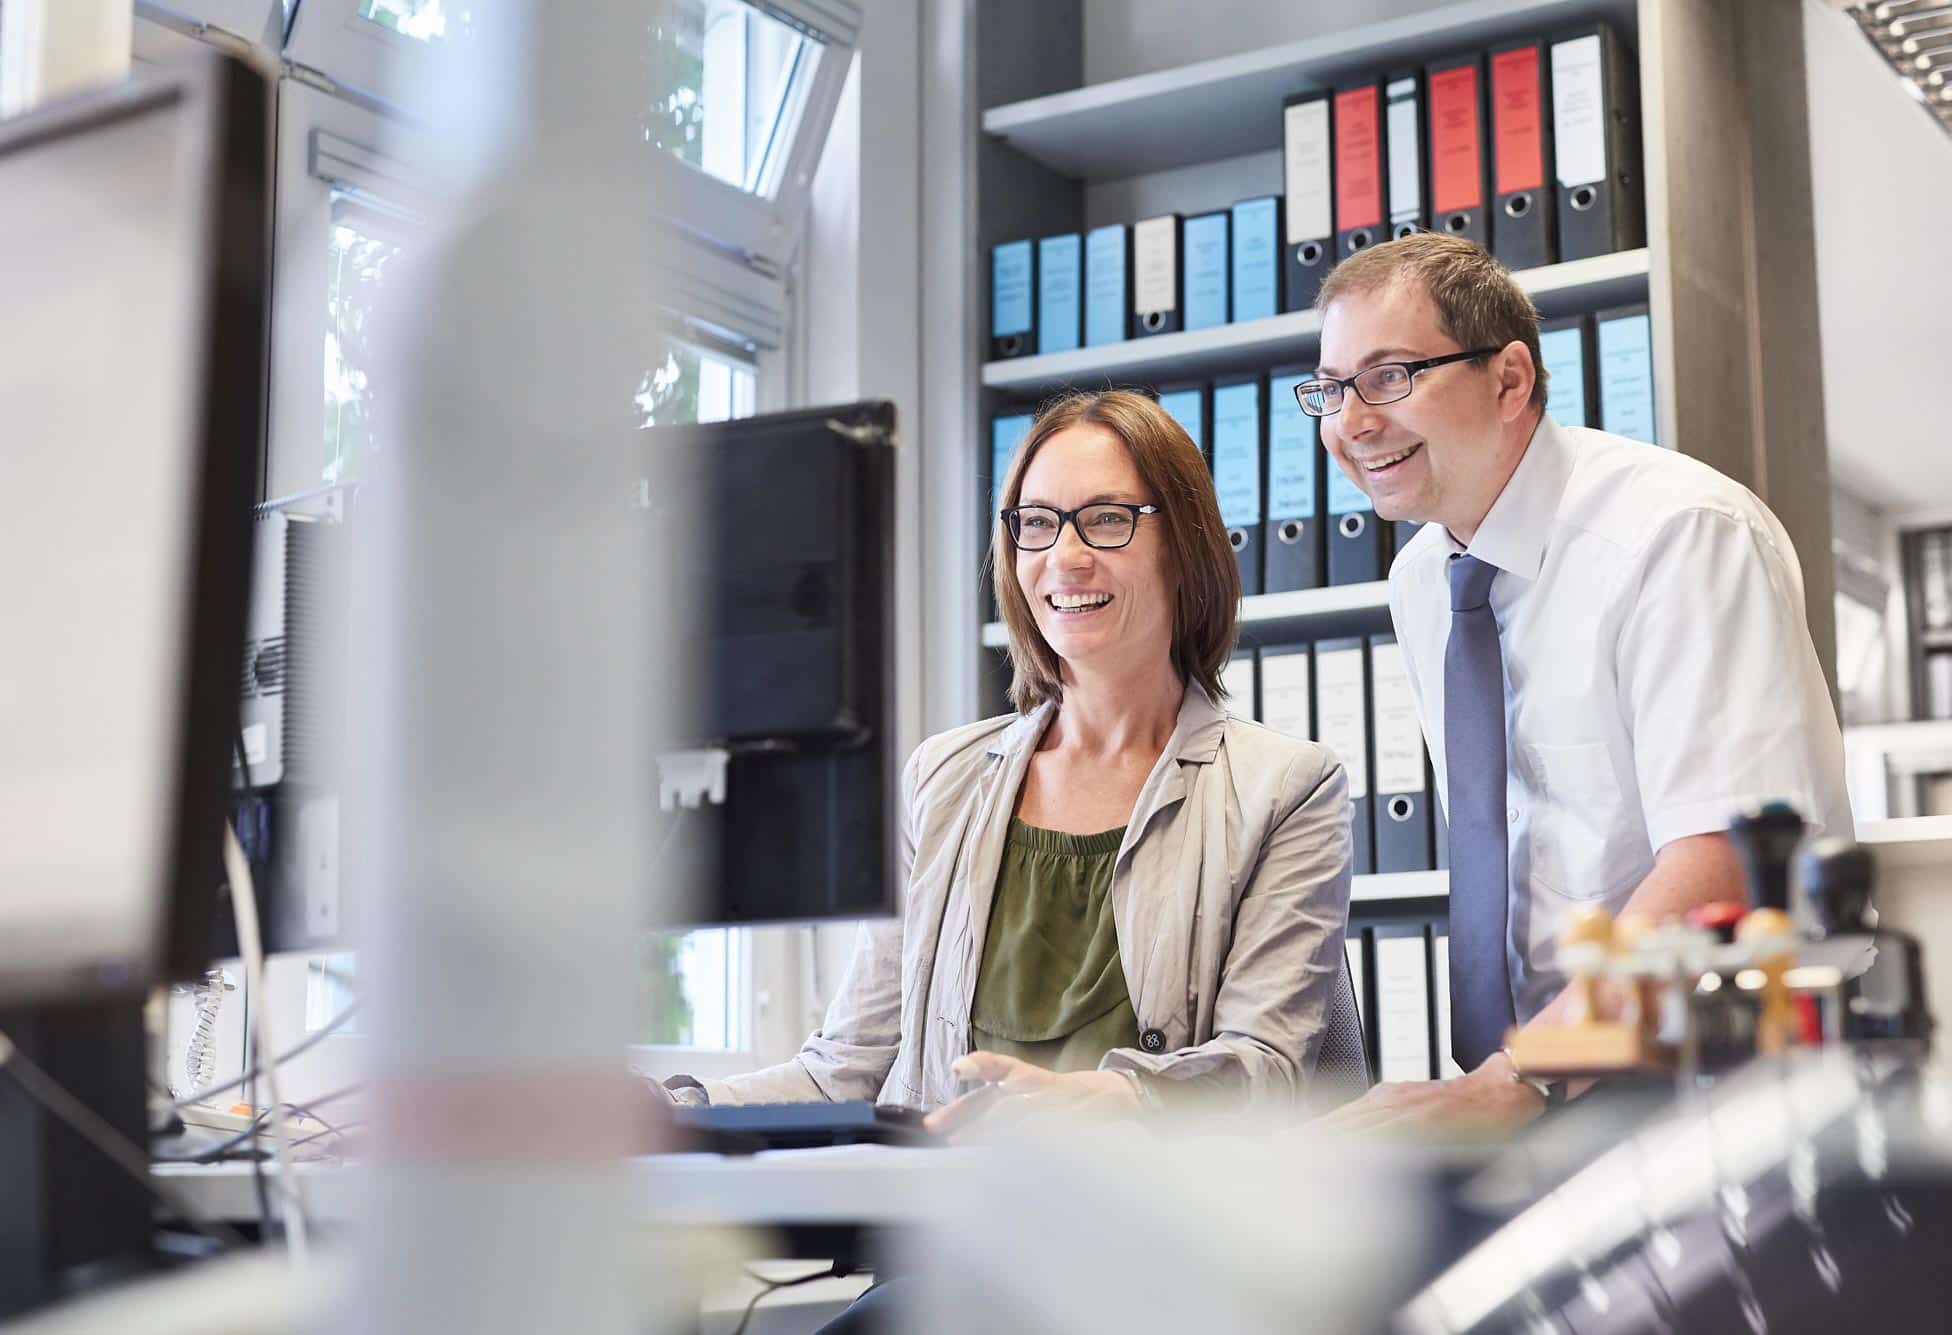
670,1100,935,1154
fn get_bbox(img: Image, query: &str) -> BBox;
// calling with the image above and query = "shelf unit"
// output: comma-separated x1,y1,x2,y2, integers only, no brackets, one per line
939,0,1836,729
981,0,1637,183
1351,871,1449,903
983,249,1649,397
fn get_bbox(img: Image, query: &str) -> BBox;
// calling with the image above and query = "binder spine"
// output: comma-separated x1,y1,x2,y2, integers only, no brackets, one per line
1315,636,1374,874
1384,72,1427,240
1263,365,1322,593
1552,24,1645,260
1333,82,1386,259
1370,634,1435,873
990,238,1037,359
1133,213,1184,337
1282,94,1335,312
1489,40,1557,270
1426,55,1488,249
1212,375,1265,597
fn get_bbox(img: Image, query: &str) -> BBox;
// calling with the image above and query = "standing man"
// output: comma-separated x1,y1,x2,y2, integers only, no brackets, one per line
1308,234,1851,1130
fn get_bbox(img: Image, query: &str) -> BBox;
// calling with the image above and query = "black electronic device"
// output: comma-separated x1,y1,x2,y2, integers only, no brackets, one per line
226,497,355,958
0,48,271,1318
670,1100,933,1155
645,401,899,924
1727,800,1808,912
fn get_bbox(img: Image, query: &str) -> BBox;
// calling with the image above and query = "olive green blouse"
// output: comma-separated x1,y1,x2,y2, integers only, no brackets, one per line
969,819,1139,1073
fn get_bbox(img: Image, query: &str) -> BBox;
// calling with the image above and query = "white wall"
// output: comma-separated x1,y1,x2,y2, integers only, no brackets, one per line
1080,0,1451,84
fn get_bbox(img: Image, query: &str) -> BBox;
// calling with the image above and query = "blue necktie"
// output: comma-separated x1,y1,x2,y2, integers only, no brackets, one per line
1445,553,1515,1071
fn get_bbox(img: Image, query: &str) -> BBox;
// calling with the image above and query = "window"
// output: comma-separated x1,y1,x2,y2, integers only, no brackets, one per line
322,195,408,486
356,0,463,43
650,0,820,200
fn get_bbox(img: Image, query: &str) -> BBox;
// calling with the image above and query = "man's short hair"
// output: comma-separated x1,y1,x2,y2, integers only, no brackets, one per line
1315,233,1548,409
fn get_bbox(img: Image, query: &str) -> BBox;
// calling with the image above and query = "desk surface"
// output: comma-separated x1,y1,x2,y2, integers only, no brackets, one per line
157,1145,954,1228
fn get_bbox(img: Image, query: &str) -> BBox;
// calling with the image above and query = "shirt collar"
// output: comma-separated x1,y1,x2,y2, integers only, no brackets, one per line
1447,412,1577,583
985,681,1225,763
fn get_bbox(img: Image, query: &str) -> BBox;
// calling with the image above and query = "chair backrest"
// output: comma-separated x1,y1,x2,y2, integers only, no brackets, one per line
1308,947,1371,1113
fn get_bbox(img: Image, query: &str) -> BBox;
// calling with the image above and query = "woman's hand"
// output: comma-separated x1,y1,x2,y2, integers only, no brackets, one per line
922,1052,1144,1139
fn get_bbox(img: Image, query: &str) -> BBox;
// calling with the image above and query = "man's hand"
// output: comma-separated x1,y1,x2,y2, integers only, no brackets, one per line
1311,1050,1545,1136
923,1052,1143,1139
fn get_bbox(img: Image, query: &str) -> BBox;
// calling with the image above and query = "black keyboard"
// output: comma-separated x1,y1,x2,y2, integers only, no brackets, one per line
670,1100,935,1154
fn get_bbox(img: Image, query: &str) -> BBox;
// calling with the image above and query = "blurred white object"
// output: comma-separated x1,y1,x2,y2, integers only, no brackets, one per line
909,1118,1433,1334
0,0,131,117
354,1,664,1332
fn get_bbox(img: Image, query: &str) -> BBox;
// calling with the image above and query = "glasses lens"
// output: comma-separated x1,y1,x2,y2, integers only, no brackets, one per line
1009,506,1061,549
1353,363,1414,405
1295,381,1339,417
1076,504,1137,549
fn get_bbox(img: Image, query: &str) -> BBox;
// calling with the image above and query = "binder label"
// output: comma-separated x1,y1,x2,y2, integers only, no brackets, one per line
1284,99,1333,244
1386,78,1422,223
1157,388,1205,452
1333,86,1383,231
991,413,1034,518
1434,934,1463,1077
1491,46,1545,194
1037,233,1082,355
1267,380,1317,518
1598,312,1657,445
1375,932,1433,1083
1231,197,1279,323
1134,215,1178,316
1084,225,1127,348
1551,35,1606,188
1315,646,1369,799
1184,212,1230,331
992,240,1032,336
1326,454,1371,517
1260,650,1312,738
1428,63,1483,214
1212,381,1262,528
1222,655,1257,719
1370,641,1425,795
1539,325,1588,427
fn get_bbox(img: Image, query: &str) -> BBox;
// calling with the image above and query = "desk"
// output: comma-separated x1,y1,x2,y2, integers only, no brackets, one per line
157,1144,953,1231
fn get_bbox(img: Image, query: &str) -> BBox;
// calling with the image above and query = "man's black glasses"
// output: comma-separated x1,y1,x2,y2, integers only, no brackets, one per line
1292,347,1501,417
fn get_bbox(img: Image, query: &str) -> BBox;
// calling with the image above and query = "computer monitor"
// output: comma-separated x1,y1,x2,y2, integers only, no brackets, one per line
644,401,898,924
0,52,270,1004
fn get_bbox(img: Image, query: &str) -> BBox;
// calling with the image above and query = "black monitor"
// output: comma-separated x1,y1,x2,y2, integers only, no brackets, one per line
0,53,269,1004
644,401,898,924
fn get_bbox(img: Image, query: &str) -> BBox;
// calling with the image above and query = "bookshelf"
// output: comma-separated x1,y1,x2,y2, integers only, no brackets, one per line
941,0,1835,730
981,0,1635,181
982,249,1649,396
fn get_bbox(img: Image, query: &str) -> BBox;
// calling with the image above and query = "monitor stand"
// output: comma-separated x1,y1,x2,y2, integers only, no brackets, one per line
0,1000,154,1319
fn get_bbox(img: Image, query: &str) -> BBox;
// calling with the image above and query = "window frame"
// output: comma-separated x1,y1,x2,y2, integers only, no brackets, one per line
264,80,430,500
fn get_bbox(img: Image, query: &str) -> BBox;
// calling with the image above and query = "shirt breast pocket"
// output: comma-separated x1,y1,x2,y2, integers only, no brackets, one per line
1525,741,1629,901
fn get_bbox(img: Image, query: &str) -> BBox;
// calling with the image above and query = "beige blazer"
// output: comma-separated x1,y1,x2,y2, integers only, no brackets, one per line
697,684,1353,1111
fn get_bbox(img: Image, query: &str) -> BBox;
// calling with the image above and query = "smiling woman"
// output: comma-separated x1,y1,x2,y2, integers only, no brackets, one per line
992,389,1241,713
645,389,1363,1219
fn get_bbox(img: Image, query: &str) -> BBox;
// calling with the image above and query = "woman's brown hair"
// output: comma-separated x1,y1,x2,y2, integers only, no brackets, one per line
990,389,1241,712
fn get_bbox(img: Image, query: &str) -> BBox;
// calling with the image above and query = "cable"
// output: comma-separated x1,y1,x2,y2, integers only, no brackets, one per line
730,1265,838,1335
153,1086,366,1165
0,1029,249,1251
224,823,311,1263
169,997,360,1112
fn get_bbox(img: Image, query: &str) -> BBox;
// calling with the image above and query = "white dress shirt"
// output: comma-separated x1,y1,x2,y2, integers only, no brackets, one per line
1389,414,1853,1023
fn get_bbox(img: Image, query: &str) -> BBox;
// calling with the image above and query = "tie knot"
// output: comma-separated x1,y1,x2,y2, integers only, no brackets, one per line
1449,553,1498,611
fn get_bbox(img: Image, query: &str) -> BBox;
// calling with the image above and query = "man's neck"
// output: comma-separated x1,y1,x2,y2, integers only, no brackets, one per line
1446,406,1544,548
